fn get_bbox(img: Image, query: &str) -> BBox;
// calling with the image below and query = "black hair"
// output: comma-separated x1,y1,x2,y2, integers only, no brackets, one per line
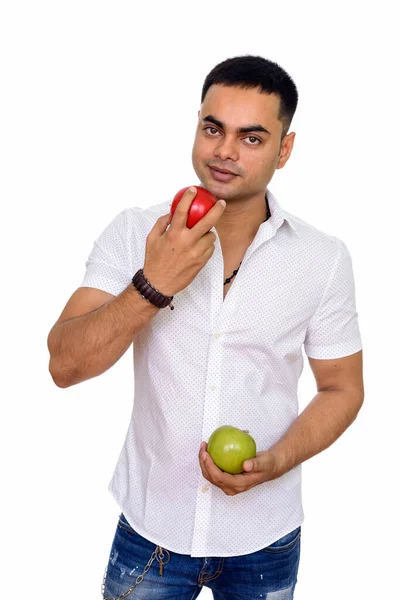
201,55,298,140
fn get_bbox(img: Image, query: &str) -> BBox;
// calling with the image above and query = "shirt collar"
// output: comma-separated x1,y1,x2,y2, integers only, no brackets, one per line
262,188,299,238
222,188,298,260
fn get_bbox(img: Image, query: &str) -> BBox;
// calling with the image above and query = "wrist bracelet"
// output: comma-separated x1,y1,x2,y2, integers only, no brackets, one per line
132,269,174,310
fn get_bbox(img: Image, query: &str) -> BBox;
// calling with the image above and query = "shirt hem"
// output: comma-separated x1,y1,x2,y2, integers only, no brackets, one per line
304,342,362,360
108,485,305,558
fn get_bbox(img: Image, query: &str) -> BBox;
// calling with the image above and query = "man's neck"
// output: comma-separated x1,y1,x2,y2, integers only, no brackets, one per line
215,193,270,250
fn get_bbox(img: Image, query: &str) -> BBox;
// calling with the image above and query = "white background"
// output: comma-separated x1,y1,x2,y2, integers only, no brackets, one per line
1,1,399,598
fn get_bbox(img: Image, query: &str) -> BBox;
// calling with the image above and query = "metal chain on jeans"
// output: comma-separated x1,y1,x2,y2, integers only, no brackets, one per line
101,545,169,599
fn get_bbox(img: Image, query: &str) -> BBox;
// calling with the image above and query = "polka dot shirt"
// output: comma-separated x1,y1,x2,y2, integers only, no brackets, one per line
79,188,362,557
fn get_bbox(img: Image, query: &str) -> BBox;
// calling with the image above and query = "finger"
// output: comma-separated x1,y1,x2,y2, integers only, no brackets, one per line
169,187,198,230
199,452,211,482
243,451,270,474
198,442,206,462
203,452,231,483
152,212,173,236
201,449,216,478
190,198,226,239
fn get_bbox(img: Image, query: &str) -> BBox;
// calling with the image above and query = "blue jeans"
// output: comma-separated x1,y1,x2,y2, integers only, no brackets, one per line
102,513,301,599
103,513,301,600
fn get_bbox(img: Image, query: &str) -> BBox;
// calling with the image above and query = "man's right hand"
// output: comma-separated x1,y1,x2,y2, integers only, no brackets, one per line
143,187,226,297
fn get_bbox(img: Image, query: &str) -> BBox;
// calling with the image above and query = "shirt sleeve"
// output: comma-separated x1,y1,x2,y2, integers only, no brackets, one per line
304,239,362,359
79,209,133,296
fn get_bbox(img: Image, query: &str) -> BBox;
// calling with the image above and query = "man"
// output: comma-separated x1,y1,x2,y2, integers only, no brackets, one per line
47,55,363,599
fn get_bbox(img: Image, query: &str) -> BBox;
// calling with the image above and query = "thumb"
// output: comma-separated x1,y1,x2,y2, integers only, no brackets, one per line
243,453,263,472
242,459,255,472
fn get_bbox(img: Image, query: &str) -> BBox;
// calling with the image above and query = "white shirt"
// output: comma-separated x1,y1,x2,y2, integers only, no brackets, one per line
80,188,362,557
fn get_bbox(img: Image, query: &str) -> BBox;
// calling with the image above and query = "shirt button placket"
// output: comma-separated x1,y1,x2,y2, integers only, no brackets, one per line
191,299,224,556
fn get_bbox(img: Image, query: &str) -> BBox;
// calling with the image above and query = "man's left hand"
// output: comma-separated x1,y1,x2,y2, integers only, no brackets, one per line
199,441,278,496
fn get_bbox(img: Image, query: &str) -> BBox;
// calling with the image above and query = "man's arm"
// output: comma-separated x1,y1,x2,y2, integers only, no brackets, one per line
47,285,161,388
48,190,226,390
199,350,364,495
263,349,364,478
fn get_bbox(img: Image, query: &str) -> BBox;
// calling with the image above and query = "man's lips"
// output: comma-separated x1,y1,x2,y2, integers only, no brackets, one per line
209,166,238,183
209,166,238,176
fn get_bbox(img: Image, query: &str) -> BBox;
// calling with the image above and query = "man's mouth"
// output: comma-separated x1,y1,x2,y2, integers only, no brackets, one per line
209,166,238,183
209,165,237,175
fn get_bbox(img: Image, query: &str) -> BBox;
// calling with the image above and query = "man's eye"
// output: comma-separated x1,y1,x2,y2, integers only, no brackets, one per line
204,127,219,135
246,136,261,145
204,128,261,145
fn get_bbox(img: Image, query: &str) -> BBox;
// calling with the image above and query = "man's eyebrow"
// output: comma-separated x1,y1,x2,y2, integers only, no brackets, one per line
202,114,271,135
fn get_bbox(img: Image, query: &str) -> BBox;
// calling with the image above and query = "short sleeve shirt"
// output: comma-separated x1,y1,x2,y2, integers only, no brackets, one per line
79,188,362,557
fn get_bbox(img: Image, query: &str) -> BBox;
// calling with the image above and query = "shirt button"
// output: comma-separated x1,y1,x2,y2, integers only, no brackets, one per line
202,485,209,493
210,385,216,391
215,332,221,339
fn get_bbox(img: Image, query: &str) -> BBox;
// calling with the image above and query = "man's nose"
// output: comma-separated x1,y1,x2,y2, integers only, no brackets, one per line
213,136,239,162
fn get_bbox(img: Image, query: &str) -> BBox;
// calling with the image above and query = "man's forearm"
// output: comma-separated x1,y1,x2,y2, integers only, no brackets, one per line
269,388,364,479
48,284,160,388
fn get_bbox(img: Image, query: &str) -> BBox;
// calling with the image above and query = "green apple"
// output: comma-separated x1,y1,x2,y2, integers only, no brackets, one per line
207,425,256,474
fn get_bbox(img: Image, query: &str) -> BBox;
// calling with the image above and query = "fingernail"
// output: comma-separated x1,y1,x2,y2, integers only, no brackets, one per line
189,186,197,193
219,200,226,208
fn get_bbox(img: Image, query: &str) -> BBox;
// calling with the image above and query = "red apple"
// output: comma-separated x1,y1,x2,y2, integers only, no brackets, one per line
170,186,217,229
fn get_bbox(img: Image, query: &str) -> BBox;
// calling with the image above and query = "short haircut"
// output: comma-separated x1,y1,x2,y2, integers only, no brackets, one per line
201,55,298,140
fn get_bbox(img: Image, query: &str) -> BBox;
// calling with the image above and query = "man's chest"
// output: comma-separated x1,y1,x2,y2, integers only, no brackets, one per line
222,246,248,301
223,260,243,300
147,235,326,353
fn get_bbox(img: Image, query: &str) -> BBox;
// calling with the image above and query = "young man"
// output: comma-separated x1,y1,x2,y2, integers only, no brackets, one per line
47,55,363,599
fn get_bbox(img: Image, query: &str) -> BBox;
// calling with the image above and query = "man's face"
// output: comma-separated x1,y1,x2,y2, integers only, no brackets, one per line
192,84,295,201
